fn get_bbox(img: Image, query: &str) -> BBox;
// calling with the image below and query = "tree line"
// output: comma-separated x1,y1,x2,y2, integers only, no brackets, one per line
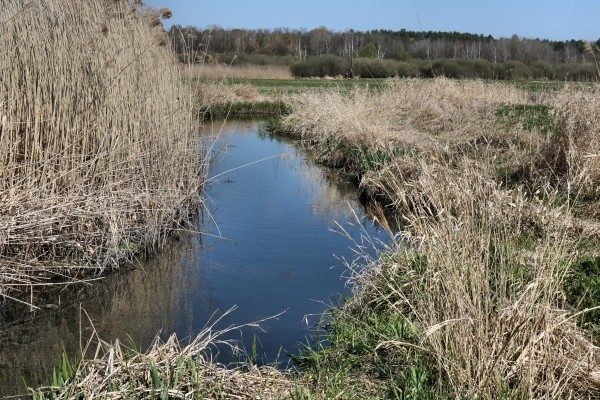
168,25,600,80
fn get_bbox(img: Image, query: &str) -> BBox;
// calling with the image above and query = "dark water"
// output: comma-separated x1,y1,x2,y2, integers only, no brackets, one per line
0,120,385,396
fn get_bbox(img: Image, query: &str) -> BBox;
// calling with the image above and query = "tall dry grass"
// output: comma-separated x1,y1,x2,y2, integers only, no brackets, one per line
183,63,293,80
542,86,600,199
283,78,533,171
29,308,295,399
357,161,600,398
281,78,600,397
0,0,205,306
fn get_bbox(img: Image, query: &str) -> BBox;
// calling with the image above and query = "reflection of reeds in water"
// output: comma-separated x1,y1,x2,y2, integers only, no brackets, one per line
0,0,205,306
200,119,261,139
294,151,364,221
0,231,205,395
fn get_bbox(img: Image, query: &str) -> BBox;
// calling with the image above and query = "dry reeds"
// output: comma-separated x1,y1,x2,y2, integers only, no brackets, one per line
542,86,600,199
183,63,293,80
287,78,528,143
282,77,600,397
0,0,205,306
30,308,296,399
196,82,262,106
352,164,600,397
283,78,532,174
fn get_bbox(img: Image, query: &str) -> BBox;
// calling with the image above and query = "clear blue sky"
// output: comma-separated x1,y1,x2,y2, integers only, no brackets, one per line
144,0,600,41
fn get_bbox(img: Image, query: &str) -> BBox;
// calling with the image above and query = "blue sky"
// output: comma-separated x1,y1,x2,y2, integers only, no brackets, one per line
144,0,600,41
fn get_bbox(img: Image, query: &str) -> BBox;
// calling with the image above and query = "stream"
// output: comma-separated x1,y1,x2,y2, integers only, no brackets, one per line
0,119,386,396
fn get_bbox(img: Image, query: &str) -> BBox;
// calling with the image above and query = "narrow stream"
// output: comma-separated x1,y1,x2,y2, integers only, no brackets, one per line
0,119,385,396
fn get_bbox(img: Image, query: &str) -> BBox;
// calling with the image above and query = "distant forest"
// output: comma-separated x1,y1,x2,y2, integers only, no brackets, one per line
168,26,600,80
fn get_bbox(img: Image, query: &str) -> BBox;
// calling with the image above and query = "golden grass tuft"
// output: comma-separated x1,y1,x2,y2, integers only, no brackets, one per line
541,86,600,199
0,0,205,306
196,82,263,107
352,161,600,398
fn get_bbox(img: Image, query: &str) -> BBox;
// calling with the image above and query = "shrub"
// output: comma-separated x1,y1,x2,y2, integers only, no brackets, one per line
291,55,348,77
354,58,397,78
395,61,420,77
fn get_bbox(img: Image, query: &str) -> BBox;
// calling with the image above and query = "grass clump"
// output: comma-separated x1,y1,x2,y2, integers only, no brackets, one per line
27,311,295,399
539,86,600,200
0,0,205,306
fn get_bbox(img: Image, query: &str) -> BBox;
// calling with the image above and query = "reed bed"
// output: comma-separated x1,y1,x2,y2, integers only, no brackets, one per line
0,0,205,307
283,78,533,173
279,78,600,397
542,86,600,200
196,82,263,106
183,63,293,80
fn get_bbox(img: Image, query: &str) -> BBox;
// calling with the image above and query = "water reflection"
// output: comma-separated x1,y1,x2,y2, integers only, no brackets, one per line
0,120,385,396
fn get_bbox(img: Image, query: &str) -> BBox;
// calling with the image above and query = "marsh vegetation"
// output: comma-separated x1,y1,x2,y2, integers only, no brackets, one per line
2,0,600,398
0,0,204,307
272,77,600,398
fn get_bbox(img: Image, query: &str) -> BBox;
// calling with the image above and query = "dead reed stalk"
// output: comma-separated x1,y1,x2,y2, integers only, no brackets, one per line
353,161,600,398
29,308,296,399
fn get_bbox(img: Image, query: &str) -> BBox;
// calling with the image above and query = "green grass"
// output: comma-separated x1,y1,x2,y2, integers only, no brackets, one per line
496,103,556,135
565,255,600,341
227,78,387,95
293,305,438,399
199,100,291,119
360,147,409,173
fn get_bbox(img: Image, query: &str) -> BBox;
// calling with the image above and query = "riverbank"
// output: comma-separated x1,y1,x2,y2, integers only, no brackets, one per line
271,77,600,398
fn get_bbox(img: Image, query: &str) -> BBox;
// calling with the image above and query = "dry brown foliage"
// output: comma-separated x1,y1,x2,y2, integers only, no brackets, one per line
282,77,600,397
0,0,205,306
196,82,263,106
542,86,600,198
183,63,293,80
355,162,600,398
284,78,529,154
31,309,296,399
